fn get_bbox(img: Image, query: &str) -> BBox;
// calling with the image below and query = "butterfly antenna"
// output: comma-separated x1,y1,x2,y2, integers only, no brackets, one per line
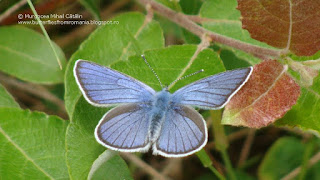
168,69,204,88
141,55,164,88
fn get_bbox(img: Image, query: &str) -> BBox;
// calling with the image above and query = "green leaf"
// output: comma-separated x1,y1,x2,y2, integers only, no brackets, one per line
258,137,304,180
0,83,19,108
65,12,165,117
199,0,264,66
0,26,66,84
66,97,108,180
180,0,203,15
111,45,225,92
66,45,224,179
305,161,320,180
199,0,276,49
88,150,133,180
276,75,320,135
214,44,261,67
0,108,69,179
155,0,181,11
79,0,101,20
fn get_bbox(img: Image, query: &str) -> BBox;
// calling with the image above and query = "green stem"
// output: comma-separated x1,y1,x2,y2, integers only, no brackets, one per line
298,140,315,180
221,150,237,180
211,110,237,180
196,149,226,180
26,0,62,69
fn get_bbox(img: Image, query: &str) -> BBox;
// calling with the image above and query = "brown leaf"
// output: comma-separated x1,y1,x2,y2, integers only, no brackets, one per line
222,60,300,128
237,0,320,56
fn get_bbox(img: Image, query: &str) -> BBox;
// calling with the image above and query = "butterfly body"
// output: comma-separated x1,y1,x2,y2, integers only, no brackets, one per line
149,89,171,140
74,59,253,157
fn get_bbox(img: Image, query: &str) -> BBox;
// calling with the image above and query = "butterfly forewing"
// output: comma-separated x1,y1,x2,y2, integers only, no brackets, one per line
95,104,152,152
172,67,253,109
153,106,207,157
74,60,156,106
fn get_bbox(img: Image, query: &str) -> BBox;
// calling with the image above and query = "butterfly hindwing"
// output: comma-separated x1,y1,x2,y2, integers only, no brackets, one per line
172,67,253,109
74,60,156,106
153,105,207,157
95,104,152,152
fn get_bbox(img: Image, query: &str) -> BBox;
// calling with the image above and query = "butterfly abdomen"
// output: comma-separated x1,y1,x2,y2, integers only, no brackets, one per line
149,89,172,141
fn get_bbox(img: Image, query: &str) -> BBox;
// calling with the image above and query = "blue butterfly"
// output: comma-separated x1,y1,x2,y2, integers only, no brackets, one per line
74,56,252,157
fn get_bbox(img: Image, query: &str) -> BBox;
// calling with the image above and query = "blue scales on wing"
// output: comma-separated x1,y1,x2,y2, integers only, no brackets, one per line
74,60,156,106
153,106,207,157
172,67,253,109
95,104,152,152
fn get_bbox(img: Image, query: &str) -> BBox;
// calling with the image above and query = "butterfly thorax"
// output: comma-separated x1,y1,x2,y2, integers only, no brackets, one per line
149,89,172,140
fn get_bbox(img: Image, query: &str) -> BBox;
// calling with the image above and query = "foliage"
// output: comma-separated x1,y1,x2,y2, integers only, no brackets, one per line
0,0,319,179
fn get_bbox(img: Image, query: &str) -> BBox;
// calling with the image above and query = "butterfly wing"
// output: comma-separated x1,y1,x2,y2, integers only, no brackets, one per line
95,103,152,152
172,67,253,109
153,105,207,157
74,60,156,106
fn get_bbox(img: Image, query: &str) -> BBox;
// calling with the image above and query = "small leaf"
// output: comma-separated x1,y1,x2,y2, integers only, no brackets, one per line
237,0,320,56
258,137,305,180
0,108,69,179
65,12,165,117
287,58,319,87
0,83,19,108
0,26,66,84
222,60,300,128
79,0,101,20
88,150,133,180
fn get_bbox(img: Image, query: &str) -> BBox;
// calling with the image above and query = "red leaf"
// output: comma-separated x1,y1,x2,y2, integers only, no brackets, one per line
237,0,320,56
222,60,300,128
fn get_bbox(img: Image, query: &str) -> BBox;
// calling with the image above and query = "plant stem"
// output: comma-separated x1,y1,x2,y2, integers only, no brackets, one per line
137,0,282,58
0,74,66,115
196,149,226,180
221,150,237,180
0,0,27,22
120,153,169,180
237,129,255,167
211,110,237,180
298,140,315,180
26,0,63,69
281,151,320,180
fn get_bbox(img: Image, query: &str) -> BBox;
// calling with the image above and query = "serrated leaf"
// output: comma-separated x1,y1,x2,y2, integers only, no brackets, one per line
0,26,66,84
66,45,224,179
0,108,69,179
258,137,304,180
64,12,165,117
79,0,101,20
200,0,275,49
88,150,133,180
0,83,19,108
237,0,320,56
222,60,300,128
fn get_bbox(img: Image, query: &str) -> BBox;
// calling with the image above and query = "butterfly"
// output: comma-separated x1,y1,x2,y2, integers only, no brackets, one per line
73,55,252,157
